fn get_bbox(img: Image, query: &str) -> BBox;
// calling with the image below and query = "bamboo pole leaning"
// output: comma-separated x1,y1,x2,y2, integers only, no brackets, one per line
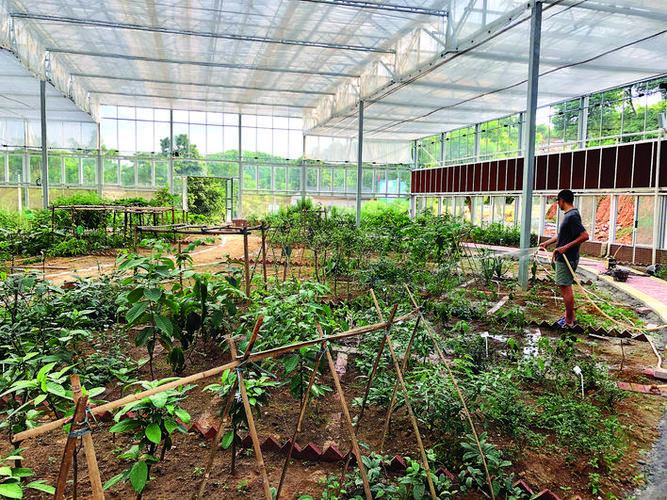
54,395,89,500
229,337,273,500
196,372,238,499
195,314,263,499
380,312,421,451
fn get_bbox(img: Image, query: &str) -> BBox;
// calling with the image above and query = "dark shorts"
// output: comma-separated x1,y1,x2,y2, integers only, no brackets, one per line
554,256,579,286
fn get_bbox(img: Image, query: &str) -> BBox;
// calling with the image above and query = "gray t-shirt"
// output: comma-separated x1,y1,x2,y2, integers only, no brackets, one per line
555,208,586,263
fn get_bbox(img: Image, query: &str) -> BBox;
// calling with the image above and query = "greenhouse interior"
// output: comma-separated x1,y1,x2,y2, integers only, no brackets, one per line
2,0,667,499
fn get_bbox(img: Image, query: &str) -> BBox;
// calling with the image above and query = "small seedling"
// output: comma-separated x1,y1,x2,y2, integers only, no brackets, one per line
237,479,248,493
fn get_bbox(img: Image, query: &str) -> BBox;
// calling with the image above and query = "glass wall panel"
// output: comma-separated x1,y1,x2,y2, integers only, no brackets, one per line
223,126,239,153
275,167,287,191
48,157,62,184
635,196,654,246
154,122,170,154
288,167,301,191
258,166,271,190
320,168,332,192
543,196,558,237
400,170,411,194
120,159,135,187
137,160,152,187
578,195,596,241
155,161,169,186
333,168,345,193
30,156,41,184
118,121,137,154
65,157,79,184
616,195,635,245
362,170,373,193
273,129,289,158
82,158,96,185
243,165,256,190
346,168,357,194
104,158,119,184
596,195,609,242
135,122,155,153
100,121,118,151
492,196,505,224
306,168,317,190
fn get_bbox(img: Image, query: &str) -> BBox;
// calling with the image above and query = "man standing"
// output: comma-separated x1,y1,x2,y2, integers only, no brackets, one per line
539,189,589,328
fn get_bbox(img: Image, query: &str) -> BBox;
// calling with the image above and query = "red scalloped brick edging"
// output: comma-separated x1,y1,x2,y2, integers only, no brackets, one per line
185,428,561,496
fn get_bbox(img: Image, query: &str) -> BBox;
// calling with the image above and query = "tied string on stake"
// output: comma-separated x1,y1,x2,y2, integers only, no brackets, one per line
67,406,102,439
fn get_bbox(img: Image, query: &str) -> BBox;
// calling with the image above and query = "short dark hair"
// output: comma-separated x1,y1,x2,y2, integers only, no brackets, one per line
557,189,574,204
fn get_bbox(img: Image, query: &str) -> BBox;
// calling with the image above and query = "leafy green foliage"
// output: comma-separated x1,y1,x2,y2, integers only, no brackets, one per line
105,379,192,497
117,239,242,376
0,448,55,499
204,369,277,473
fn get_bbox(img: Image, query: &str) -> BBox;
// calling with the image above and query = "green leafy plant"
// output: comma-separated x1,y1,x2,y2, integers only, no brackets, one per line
204,369,278,474
458,432,512,497
0,448,55,499
105,379,193,499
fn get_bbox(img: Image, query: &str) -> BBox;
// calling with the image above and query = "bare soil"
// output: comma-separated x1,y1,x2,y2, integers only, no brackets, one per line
4,236,666,500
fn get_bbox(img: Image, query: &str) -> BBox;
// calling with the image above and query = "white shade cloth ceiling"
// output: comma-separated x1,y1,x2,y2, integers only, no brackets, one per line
1,0,666,140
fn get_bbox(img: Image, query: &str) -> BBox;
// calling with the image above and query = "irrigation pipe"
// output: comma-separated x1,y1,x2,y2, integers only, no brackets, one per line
12,310,419,443
404,285,496,500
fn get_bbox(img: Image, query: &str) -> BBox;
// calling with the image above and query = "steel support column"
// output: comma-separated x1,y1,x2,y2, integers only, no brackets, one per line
238,114,243,218
40,80,49,209
169,109,174,193
356,100,364,228
518,1,542,289
96,123,103,196
301,135,307,202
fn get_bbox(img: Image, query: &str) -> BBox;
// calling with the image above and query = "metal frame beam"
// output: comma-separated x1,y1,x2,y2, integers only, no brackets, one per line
88,90,314,110
299,0,447,17
73,73,335,97
47,49,360,78
13,13,394,53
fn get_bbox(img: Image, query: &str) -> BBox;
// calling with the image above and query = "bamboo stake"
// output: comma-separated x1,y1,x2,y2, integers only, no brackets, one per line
382,312,437,500
243,230,251,301
404,285,495,500
261,225,268,288
54,395,89,500
196,313,262,499
380,314,421,451
276,340,326,500
231,338,273,500
356,292,396,424
13,312,419,443
316,322,373,500
196,376,239,499
70,375,104,500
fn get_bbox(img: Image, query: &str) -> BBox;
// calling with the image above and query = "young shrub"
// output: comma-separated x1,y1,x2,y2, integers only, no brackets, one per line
204,369,278,474
105,379,193,499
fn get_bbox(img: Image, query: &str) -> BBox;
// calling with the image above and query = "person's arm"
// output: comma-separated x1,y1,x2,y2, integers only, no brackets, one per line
539,235,558,251
555,230,589,254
